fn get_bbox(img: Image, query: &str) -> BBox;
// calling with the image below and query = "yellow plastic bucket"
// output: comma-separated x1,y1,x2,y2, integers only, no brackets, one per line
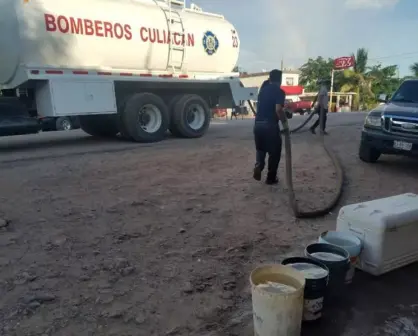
250,264,305,336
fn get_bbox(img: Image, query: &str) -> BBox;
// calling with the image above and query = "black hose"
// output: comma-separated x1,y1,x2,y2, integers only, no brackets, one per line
247,100,316,134
247,100,344,219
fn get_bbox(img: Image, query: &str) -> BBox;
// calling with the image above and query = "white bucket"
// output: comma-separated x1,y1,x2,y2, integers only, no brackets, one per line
318,230,363,284
250,264,305,336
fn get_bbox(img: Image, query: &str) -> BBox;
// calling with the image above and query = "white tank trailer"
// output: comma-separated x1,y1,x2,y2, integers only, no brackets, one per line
0,0,257,140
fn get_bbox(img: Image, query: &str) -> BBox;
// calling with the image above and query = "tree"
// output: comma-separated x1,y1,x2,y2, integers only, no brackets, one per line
409,62,418,77
340,48,374,110
339,48,400,110
299,48,399,110
299,57,334,92
299,57,344,92
367,63,400,97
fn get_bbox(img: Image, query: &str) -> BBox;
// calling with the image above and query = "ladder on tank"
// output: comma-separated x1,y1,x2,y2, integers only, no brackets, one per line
159,0,187,73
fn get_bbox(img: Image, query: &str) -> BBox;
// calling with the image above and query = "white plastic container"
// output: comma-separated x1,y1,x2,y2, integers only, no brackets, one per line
250,264,305,336
336,193,418,276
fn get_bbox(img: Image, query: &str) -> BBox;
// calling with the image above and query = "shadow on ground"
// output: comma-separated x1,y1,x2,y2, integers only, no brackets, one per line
303,263,418,336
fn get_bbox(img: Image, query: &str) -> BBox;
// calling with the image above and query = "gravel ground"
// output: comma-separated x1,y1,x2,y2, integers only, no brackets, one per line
1,115,418,336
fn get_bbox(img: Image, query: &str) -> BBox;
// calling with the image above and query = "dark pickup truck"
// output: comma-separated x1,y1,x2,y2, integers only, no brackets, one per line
359,79,418,163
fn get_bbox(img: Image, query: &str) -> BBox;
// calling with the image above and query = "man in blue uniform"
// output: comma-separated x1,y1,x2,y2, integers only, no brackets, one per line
252,69,289,185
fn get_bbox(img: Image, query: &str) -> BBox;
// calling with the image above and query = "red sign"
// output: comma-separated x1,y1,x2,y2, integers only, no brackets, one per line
334,56,355,70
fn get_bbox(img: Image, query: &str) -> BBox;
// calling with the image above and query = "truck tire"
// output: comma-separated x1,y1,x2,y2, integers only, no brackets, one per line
121,93,169,142
79,115,119,137
170,94,210,138
359,141,381,163
56,117,73,131
167,95,183,137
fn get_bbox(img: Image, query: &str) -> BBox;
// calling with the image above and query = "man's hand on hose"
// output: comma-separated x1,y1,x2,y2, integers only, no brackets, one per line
276,104,289,130
311,92,319,109
282,120,289,131
281,110,289,128
284,108,293,119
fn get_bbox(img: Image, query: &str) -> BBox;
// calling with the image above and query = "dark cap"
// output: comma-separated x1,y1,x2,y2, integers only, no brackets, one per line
269,69,282,83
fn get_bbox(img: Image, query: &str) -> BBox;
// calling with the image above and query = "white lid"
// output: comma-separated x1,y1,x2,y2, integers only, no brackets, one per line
338,193,418,231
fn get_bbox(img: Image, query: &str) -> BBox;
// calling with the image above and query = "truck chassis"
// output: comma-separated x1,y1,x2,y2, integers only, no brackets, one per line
0,67,256,141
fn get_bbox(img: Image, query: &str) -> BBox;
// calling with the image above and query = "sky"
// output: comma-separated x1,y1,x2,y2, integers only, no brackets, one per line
189,0,418,76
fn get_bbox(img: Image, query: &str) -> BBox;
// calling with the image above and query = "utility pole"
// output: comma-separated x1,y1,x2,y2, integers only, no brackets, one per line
329,69,334,112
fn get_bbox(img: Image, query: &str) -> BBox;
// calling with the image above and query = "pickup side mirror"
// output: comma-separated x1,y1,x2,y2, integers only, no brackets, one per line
377,93,388,103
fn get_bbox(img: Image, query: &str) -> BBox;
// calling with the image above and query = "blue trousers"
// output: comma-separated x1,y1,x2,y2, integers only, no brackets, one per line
253,121,282,178
311,107,328,131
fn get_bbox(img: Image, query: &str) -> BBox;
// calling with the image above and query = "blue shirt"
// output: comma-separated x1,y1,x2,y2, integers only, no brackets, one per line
255,83,285,125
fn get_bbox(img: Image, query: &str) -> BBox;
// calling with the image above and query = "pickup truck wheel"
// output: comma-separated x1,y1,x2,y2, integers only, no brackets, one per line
79,115,119,137
359,141,381,163
122,93,169,142
170,94,210,138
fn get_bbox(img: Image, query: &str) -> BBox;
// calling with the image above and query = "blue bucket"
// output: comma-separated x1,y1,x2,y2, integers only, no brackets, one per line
318,230,363,284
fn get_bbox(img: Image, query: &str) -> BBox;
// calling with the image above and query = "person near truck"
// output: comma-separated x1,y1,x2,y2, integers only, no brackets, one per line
252,69,289,185
310,79,331,135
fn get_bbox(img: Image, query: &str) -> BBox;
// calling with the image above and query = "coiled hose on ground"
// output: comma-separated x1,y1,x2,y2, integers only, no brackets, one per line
247,101,344,219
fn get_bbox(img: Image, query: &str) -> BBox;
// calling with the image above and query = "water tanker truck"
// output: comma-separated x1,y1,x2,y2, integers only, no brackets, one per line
0,0,257,141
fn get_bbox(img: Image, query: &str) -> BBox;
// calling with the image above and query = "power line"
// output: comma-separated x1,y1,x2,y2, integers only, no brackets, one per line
369,51,418,62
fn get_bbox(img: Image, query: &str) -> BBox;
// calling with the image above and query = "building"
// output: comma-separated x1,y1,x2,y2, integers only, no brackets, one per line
239,70,304,102
299,91,356,112
239,70,356,112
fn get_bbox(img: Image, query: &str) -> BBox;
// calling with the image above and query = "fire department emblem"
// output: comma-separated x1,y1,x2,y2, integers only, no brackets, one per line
202,31,219,55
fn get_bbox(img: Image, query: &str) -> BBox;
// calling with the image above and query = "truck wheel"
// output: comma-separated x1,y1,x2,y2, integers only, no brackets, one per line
167,95,183,137
121,93,169,142
359,141,381,163
79,115,119,137
56,117,73,131
170,94,210,138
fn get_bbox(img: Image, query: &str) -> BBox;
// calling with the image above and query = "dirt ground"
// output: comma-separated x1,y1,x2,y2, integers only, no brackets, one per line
1,120,418,336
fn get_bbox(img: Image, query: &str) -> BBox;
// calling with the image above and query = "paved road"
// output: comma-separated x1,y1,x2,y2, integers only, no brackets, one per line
0,112,367,164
